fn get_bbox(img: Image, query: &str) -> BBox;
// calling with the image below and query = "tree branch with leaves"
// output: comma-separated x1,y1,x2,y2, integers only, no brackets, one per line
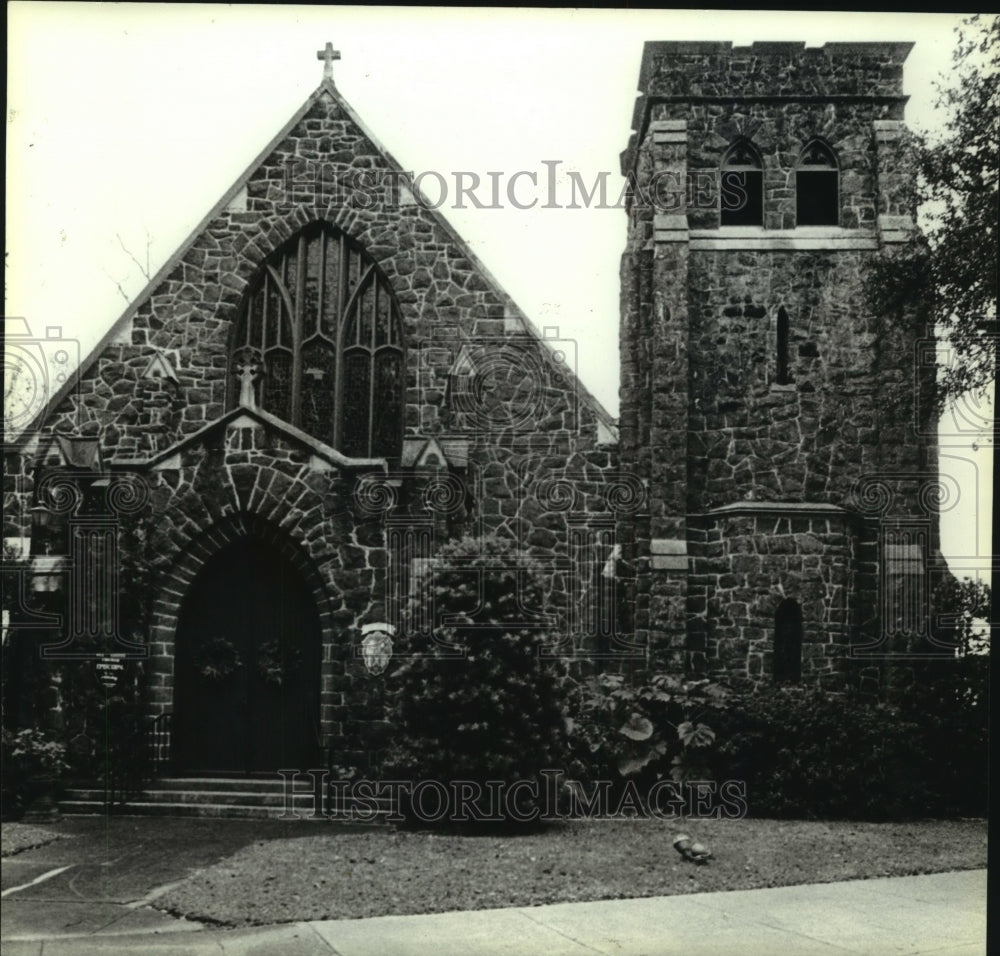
867,15,998,410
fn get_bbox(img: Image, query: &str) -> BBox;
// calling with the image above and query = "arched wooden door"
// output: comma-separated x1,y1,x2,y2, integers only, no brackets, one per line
173,539,321,773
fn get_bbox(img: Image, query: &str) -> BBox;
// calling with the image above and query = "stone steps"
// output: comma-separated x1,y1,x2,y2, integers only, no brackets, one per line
59,777,393,822
57,800,318,820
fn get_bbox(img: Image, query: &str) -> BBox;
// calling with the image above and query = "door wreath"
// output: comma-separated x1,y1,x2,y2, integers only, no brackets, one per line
256,639,301,687
194,636,243,681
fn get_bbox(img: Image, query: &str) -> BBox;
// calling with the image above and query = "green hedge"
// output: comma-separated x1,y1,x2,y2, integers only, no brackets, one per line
381,535,569,824
705,660,988,819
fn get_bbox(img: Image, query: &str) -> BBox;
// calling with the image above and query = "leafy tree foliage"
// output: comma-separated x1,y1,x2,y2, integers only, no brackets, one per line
382,534,569,823
867,15,998,408
920,16,999,404
1,512,156,809
934,576,991,655
867,17,997,630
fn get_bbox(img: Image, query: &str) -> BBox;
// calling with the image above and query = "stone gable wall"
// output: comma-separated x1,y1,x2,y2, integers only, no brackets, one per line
39,91,607,463
5,85,628,764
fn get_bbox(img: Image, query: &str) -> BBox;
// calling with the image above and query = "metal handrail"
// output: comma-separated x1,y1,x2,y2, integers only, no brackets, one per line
98,712,171,809
147,712,172,775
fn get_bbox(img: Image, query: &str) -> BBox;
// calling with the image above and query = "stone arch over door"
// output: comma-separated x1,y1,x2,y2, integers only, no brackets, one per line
149,513,337,771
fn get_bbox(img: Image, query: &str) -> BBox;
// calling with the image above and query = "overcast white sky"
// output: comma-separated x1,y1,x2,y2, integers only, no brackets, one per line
5,4,992,572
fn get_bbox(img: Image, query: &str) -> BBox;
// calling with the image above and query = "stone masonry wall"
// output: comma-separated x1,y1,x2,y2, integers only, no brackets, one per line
619,42,937,686
685,249,921,511
7,82,624,760
39,89,610,464
689,508,857,688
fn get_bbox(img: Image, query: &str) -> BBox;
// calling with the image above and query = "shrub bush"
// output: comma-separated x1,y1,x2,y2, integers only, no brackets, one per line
381,535,569,825
705,676,987,820
562,672,727,816
894,655,989,817
2,728,70,818
1,517,155,809
704,688,924,819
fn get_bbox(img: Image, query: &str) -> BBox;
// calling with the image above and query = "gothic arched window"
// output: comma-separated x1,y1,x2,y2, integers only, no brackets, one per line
796,140,839,226
774,598,803,684
230,223,404,460
721,140,764,226
340,269,405,459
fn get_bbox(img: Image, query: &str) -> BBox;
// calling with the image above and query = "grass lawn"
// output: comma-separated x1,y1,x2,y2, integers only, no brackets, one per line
153,817,987,927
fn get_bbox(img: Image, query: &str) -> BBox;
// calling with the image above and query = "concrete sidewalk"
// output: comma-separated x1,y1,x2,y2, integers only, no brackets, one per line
1,869,986,955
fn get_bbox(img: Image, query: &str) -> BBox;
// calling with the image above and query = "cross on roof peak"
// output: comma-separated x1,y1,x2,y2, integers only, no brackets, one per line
317,41,341,82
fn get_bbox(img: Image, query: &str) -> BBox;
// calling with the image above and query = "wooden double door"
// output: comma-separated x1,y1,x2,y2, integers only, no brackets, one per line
174,539,321,773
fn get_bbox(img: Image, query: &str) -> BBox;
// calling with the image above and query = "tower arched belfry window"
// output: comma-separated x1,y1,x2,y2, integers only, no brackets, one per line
721,139,764,226
796,140,839,226
230,223,404,460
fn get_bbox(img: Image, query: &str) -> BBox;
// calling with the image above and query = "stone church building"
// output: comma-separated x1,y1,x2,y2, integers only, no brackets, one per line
4,41,943,775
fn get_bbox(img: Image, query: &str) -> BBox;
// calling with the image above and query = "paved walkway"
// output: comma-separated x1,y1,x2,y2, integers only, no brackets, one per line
1,869,986,955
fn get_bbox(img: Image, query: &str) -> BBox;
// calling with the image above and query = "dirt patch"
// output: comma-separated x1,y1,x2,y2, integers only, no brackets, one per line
155,817,987,927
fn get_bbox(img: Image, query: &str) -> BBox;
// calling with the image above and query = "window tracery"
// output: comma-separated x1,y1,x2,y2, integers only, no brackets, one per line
230,224,404,459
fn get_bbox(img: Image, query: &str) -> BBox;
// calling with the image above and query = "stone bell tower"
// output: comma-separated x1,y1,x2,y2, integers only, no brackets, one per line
618,42,939,688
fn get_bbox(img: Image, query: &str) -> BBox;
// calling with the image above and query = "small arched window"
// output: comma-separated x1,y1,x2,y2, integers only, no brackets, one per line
775,307,793,385
721,140,764,226
230,223,404,461
774,598,803,684
796,140,839,226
